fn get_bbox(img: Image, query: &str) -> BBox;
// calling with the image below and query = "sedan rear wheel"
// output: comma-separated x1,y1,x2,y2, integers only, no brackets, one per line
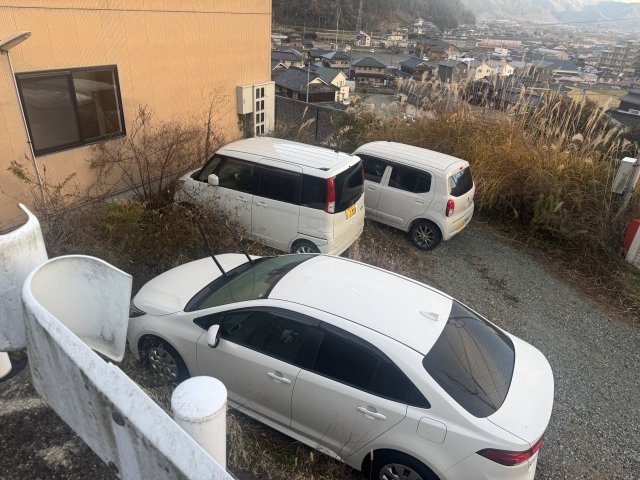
292,240,320,254
369,452,438,480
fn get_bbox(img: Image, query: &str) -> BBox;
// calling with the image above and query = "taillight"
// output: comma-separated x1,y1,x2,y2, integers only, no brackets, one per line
477,438,543,467
445,199,455,217
325,177,336,213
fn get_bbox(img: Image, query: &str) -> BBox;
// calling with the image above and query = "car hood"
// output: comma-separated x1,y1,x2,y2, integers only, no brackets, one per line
133,254,253,316
487,335,554,446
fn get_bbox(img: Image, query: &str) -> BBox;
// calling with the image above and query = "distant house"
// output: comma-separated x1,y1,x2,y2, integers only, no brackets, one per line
356,31,371,47
308,49,332,62
274,67,338,103
320,51,352,69
468,60,492,80
608,89,640,129
438,60,469,84
619,89,640,114
352,57,388,87
271,59,287,79
486,60,514,77
271,49,305,68
417,38,459,61
552,59,580,78
399,57,437,82
311,66,350,102
528,60,555,84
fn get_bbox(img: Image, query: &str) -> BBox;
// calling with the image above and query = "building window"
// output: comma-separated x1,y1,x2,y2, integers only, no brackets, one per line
16,66,125,156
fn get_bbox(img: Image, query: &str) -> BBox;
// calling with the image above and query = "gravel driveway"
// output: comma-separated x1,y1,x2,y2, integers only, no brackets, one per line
1,221,639,479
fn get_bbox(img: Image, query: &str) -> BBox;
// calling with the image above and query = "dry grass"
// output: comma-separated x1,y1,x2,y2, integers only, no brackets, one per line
331,95,640,314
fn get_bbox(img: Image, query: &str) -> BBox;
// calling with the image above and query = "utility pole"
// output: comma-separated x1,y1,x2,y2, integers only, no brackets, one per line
334,0,340,51
355,0,363,35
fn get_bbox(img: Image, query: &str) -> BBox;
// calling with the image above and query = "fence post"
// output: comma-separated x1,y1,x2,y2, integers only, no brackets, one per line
172,376,228,469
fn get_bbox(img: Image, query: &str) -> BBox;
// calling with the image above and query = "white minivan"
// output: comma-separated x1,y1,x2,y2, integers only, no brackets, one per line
175,137,365,255
353,141,475,250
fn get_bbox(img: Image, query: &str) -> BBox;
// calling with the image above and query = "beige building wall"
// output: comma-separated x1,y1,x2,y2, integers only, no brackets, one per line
0,0,271,229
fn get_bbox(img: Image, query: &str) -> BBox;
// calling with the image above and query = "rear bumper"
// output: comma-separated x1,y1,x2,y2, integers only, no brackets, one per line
442,451,539,480
318,218,364,255
442,207,473,241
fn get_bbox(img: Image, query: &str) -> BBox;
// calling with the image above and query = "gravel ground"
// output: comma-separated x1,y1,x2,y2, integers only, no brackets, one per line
1,221,639,479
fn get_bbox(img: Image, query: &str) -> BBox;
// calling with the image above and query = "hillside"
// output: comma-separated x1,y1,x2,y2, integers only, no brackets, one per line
272,0,476,32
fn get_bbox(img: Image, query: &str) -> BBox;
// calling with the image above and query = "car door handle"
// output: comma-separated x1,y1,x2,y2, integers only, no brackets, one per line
356,406,387,420
415,199,424,204
367,185,377,191
256,201,267,207
237,196,248,203
266,372,292,385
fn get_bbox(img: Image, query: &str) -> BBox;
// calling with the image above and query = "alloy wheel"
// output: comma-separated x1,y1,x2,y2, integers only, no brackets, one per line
148,345,179,382
379,463,424,480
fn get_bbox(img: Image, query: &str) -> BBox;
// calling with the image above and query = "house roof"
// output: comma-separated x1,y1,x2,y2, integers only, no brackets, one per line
271,59,286,70
353,56,386,68
272,49,304,62
321,51,351,61
309,48,332,58
351,71,387,79
439,59,466,68
620,90,640,107
553,59,579,72
400,57,427,68
312,66,345,84
274,67,329,93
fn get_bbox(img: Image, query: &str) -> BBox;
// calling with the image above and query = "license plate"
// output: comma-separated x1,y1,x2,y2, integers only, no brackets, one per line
455,220,465,231
346,204,356,219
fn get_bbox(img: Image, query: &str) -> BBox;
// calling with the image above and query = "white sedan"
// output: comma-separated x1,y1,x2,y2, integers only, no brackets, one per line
128,253,554,480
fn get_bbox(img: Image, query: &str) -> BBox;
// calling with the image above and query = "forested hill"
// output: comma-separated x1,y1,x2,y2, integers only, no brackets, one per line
272,0,476,32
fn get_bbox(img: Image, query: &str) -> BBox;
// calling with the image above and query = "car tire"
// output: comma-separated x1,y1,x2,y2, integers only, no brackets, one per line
291,240,320,254
410,220,442,251
140,337,189,384
369,452,438,480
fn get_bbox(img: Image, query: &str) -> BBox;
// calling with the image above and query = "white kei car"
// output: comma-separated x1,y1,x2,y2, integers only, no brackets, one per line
128,253,554,480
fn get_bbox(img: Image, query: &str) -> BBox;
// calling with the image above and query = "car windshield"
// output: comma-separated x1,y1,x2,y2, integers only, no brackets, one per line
185,254,314,311
422,301,515,417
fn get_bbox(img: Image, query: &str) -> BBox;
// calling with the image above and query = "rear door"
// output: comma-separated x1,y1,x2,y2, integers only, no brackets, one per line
291,325,407,459
332,160,365,242
213,157,256,232
360,154,391,219
447,164,475,228
252,160,302,251
376,164,434,230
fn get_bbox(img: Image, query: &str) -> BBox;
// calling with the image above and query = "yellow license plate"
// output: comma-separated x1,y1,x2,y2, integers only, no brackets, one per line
456,220,465,231
346,204,356,219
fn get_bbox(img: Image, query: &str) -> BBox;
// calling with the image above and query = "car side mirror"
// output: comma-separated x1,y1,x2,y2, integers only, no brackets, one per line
207,174,219,186
207,324,221,348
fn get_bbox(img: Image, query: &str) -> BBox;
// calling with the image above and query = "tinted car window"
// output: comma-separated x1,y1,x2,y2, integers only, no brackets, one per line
361,155,388,184
216,158,255,193
301,175,326,210
422,301,515,417
186,254,314,311
196,155,223,182
334,161,364,212
218,310,308,363
388,165,431,193
312,326,429,406
258,167,301,204
448,166,473,197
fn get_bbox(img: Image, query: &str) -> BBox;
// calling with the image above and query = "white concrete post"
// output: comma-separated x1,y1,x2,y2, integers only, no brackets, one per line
0,352,11,378
172,377,228,469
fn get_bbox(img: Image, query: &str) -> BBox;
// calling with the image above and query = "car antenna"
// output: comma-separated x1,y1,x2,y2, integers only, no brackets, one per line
219,219,255,265
195,221,227,277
